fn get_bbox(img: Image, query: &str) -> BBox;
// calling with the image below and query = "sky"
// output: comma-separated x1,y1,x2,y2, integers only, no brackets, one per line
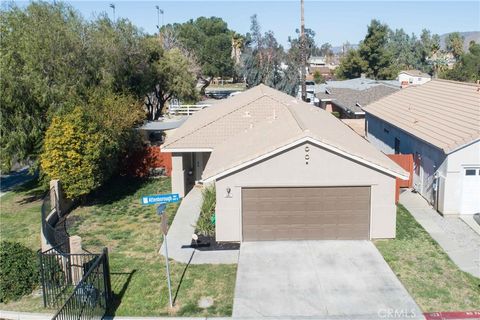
11,1,480,47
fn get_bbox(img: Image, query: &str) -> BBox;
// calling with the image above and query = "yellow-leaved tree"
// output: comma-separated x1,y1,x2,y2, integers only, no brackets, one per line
40,93,145,198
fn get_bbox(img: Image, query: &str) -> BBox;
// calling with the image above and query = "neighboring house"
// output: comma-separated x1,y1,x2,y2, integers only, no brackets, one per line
364,80,480,215
307,56,326,68
162,84,408,241
317,85,398,119
397,70,431,87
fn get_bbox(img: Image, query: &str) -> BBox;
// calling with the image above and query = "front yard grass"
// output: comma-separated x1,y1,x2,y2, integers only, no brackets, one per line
375,204,480,312
0,179,44,250
0,177,236,316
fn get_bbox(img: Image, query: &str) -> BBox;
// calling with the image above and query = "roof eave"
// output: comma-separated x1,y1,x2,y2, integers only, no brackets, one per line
161,147,213,153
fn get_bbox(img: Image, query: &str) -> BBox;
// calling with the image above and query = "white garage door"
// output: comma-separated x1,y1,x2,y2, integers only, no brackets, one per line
461,167,480,214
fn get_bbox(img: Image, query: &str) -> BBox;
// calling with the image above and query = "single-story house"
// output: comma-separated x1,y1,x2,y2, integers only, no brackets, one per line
162,84,408,241
363,80,480,215
317,85,398,119
397,70,431,87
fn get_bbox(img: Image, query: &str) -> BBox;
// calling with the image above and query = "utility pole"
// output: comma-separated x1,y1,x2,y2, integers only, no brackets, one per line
300,0,306,101
109,3,116,23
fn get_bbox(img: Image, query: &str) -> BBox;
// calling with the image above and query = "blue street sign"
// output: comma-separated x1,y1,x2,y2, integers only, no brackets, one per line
141,193,180,205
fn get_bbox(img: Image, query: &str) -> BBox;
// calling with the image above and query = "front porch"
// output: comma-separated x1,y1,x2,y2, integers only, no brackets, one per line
171,152,210,197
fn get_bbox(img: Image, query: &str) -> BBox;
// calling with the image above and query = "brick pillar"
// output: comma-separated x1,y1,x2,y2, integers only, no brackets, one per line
49,180,73,216
69,235,83,284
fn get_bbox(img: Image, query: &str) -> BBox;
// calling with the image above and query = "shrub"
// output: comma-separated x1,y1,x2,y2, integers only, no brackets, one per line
313,70,325,84
196,185,216,237
40,93,145,198
0,241,39,302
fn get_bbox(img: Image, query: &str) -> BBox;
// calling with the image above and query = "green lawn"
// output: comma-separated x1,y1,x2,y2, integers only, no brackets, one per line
375,204,480,312
67,177,237,316
0,179,44,250
0,177,236,316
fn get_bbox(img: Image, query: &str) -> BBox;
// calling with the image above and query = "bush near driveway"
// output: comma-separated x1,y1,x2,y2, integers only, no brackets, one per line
196,185,216,237
375,205,480,312
0,241,39,302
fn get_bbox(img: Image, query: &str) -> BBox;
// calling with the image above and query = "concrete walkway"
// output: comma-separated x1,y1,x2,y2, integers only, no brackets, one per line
400,190,480,277
160,186,238,265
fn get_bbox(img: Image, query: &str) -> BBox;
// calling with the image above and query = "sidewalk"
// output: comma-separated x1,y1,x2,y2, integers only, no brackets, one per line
160,186,238,265
0,310,229,320
400,190,480,277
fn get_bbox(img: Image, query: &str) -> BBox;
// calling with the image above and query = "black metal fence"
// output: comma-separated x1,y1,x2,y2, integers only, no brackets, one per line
39,247,102,308
40,186,111,320
51,248,111,320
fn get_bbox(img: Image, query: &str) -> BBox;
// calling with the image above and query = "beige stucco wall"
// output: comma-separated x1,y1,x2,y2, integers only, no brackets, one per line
214,142,397,241
171,153,186,197
441,141,480,215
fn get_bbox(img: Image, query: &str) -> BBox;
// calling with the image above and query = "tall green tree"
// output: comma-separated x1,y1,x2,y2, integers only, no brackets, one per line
145,48,198,120
166,17,234,92
0,2,87,170
359,19,392,79
335,49,368,79
445,32,465,59
441,42,480,82
319,43,333,58
240,15,301,96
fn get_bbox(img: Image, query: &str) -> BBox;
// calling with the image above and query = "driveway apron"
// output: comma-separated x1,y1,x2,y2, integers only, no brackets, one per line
233,240,423,319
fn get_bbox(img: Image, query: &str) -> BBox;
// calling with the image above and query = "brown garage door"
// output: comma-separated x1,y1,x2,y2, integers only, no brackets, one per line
242,187,370,241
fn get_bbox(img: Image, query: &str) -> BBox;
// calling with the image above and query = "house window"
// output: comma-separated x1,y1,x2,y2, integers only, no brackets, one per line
409,77,413,84
394,138,400,154
465,169,477,176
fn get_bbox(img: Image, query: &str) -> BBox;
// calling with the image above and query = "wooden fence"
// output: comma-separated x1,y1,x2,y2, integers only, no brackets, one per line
387,154,414,203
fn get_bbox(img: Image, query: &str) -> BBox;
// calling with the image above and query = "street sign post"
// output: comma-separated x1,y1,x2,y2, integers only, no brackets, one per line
156,203,173,308
141,193,180,205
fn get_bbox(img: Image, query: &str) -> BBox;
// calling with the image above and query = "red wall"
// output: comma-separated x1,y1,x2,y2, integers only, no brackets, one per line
387,154,414,203
124,146,172,177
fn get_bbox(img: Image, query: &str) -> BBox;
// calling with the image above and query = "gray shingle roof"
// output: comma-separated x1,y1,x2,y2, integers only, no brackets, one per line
317,85,399,114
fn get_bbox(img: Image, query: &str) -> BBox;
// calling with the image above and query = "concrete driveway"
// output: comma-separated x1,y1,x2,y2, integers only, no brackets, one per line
233,241,423,319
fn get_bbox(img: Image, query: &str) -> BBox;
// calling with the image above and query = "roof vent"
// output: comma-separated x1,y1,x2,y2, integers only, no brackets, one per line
243,111,251,118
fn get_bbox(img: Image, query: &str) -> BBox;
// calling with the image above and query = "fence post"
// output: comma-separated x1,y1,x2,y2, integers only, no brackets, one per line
102,247,112,303
38,251,47,308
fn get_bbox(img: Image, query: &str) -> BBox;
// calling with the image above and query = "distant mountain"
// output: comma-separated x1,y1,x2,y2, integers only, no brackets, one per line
440,31,480,51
